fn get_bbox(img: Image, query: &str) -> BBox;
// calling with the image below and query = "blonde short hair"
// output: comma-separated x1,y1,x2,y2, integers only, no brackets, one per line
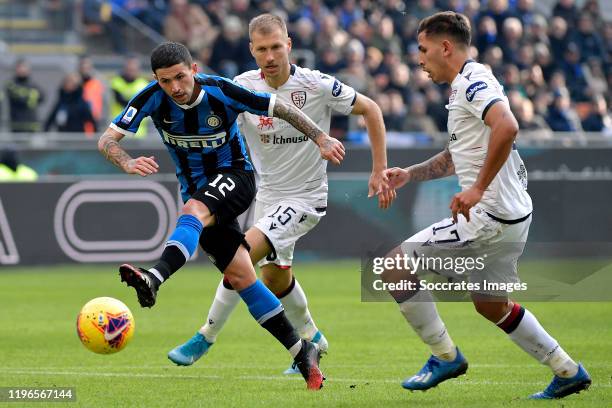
248,14,288,39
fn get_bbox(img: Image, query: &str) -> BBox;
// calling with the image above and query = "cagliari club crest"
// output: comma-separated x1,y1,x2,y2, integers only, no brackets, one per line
291,91,307,109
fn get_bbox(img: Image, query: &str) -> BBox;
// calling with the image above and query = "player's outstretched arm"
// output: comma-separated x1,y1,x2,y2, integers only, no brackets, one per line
450,101,518,222
98,126,159,177
351,93,395,209
385,147,455,190
273,100,345,165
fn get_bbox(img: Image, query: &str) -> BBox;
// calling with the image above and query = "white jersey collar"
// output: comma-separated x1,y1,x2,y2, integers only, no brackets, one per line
174,87,205,109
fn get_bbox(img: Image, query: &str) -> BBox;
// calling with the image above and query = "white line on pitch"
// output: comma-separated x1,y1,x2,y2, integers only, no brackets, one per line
0,370,610,388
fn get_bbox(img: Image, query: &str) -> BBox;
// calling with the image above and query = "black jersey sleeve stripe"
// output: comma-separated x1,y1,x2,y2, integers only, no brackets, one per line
183,105,200,135
482,98,503,120
206,93,230,133
229,136,247,170
153,94,171,127
218,78,270,113
128,83,161,110
205,93,230,172
175,149,197,196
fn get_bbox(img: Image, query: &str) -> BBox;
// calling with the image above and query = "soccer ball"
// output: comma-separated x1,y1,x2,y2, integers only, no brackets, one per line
76,297,135,354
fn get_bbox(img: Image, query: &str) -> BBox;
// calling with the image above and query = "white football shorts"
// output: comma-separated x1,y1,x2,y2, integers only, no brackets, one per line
253,199,325,267
400,205,531,292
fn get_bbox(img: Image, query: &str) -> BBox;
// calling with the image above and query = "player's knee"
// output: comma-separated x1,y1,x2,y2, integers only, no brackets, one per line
223,247,256,291
182,199,214,226
261,265,292,296
473,299,511,323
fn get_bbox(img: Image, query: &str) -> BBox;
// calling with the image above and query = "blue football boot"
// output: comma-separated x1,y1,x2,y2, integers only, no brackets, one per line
168,332,213,366
529,363,591,399
401,347,468,391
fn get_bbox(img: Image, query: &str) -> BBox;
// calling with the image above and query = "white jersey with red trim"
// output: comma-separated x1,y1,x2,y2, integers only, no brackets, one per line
234,65,356,207
446,60,532,220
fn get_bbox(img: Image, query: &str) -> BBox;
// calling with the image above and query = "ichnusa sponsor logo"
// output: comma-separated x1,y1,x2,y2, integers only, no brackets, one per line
272,134,309,144
465,81,488,102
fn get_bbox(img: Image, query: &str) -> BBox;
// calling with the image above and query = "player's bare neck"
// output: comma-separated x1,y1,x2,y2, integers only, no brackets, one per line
264,65,291,89
187,83,201,105
447,51,470,83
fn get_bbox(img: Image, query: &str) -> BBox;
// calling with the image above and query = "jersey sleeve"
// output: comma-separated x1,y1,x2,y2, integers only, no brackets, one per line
317,72,357,115
110,82,160,136
461,74,506,121
217,77,275,117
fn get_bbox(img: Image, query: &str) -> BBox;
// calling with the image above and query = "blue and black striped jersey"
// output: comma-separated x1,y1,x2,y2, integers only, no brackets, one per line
110,73,275,201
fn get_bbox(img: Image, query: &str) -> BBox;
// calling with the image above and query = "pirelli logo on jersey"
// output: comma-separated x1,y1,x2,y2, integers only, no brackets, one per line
162,130,227,148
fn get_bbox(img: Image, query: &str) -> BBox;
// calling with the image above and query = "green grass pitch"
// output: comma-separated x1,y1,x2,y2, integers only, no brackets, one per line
0,261,610,407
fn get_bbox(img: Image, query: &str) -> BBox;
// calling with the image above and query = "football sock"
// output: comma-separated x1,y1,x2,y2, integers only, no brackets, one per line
398,291,457,361
150,214,203,284
277,277,319,341
497,303,579,378
199,278,240,343
238,279,302,357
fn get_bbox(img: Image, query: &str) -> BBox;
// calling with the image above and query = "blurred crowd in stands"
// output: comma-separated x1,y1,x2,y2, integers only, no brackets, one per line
3,0,611,139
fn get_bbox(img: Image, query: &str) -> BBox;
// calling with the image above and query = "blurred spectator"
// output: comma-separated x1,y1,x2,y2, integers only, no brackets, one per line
336,0,363,31
502,64,526,96
316,14,350,54
0,147,38,182
45,73,97,133
74,1,612,142
546,87,582,131
338,40,369,93
581,0,605,30
403,93,439,136
482,46,505,77
475,16,499,54
581,95,612,133
5,59,44,133
584,59,608,97
480,0,514,34
387,63,412,102
316,48,345,74
515,0,537,27
516,98,552,134
561,43,590,101
549,16,569,63
411,0,440,22
110,56,149,138
296,0,330,32
500,17,524,65
290,17,316,50
534,43,556,80
552,0,578,29
526,14,549,45
209,15,253,78
572,14,606,63
164,0,216,55
78,55,106,135
370,16,402,54
425,86,448,132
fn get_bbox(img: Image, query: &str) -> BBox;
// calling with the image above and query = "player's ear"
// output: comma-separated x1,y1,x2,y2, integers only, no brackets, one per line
287,36,292,53
191,63,198,74
249,42,255,58
442,39,453,57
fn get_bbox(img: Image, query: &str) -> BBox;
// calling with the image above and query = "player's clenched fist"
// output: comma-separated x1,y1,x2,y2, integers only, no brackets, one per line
317,134,345,165
384,167,411,190
125,156,159,177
